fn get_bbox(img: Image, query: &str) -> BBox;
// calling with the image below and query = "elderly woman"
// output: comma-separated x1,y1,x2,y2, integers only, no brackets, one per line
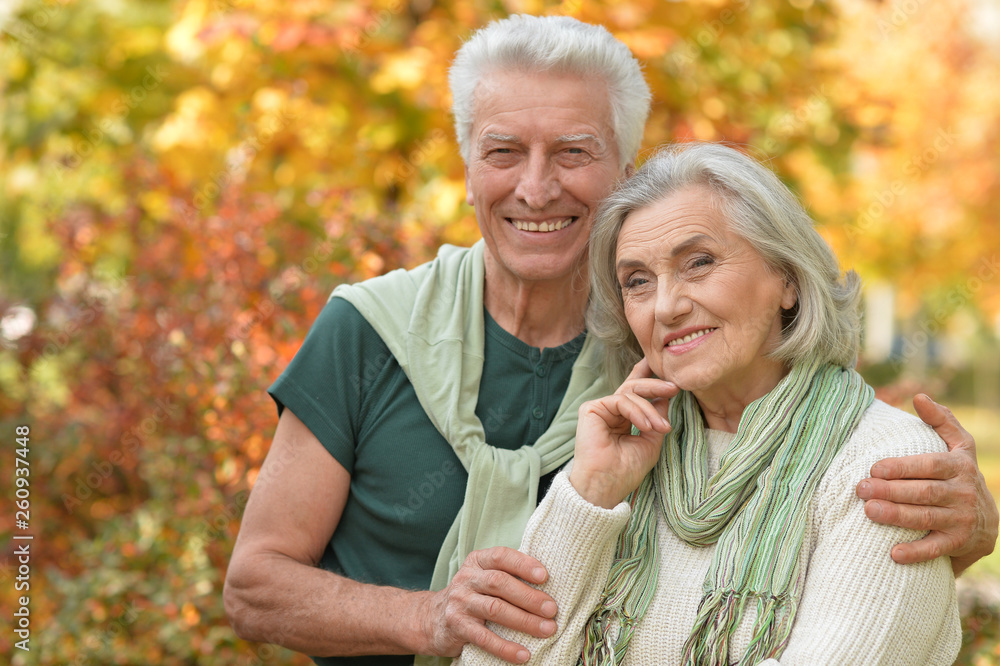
459,142,960,665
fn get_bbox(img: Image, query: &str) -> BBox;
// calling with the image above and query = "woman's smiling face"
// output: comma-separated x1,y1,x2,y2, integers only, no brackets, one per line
615,185,798,409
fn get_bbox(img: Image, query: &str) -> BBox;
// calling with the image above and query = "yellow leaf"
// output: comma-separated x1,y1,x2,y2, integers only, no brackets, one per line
139,191,172,221
370,48,432,94
428,178,466,222
181,602,200,627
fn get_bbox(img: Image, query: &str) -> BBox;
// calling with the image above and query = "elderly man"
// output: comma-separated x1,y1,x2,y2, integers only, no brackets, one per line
224,15,997,666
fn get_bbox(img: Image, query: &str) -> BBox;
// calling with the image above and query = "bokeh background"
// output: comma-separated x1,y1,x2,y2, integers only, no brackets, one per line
1,0,999,663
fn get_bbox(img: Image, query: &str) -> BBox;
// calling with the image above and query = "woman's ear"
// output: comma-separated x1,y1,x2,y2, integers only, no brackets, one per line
781,276,798,310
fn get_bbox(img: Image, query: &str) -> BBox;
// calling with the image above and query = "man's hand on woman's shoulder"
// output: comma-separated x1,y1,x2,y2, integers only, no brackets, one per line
855,394,998,575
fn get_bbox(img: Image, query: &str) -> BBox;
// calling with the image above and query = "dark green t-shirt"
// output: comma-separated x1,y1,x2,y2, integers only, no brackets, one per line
268,297,585,666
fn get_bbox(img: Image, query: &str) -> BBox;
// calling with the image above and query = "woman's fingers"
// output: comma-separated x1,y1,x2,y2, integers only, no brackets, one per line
573,367,680,509
620,391,672,433
574,391,670,508
612,375,678,431
584,391,672,435
615,377,678,398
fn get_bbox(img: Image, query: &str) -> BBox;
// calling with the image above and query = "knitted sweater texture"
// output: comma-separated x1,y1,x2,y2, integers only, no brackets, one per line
459,400,961,665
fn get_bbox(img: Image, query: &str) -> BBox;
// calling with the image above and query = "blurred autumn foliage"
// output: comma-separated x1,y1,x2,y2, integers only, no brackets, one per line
1,0,999,663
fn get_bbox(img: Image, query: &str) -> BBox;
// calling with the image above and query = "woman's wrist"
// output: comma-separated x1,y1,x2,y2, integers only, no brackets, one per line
567,468,626,510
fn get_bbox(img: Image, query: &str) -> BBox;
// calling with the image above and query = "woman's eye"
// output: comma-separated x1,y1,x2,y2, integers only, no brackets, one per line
622,276,648,289
690,255,714,269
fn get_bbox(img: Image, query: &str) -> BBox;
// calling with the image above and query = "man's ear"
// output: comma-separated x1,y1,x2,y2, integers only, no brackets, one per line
464,165,474,206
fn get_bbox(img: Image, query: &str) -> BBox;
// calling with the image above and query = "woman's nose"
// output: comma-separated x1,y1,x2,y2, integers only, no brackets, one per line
654,279,693,325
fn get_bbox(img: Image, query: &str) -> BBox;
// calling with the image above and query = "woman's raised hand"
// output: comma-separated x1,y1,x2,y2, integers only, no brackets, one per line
568,358,679,509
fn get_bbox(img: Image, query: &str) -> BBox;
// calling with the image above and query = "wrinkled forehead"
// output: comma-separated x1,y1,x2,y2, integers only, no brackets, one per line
471,67,612,125
615,186,735,252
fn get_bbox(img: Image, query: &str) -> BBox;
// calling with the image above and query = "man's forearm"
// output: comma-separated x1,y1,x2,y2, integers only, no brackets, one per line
225,550,433,657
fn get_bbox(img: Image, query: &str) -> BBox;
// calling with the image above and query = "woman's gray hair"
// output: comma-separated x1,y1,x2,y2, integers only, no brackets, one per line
589,142,863,384
449,14,651,171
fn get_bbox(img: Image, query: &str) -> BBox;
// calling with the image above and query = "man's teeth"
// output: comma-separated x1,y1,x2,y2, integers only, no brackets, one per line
511,218,574,232
668,329,715,347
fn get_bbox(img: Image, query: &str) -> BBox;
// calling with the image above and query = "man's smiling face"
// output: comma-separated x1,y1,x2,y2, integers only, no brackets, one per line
464,69,626,287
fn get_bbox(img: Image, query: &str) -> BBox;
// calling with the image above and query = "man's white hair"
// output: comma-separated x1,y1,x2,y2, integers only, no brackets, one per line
449,14,651,170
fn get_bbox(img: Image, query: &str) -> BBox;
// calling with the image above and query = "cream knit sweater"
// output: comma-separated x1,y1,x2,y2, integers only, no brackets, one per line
459,400,961,665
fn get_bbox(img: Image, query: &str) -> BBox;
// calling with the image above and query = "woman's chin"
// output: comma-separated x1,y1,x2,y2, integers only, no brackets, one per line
654,368,715,395
647,358,726,397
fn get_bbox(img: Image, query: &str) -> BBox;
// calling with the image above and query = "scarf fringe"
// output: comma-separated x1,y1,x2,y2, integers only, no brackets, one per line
579,609,634,666
683,591,796,666
579,480,658,666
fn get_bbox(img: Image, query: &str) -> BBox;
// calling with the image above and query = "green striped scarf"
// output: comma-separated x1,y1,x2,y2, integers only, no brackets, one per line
579,358,874,665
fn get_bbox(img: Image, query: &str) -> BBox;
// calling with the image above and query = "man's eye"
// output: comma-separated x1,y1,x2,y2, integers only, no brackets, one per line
484,148,518,164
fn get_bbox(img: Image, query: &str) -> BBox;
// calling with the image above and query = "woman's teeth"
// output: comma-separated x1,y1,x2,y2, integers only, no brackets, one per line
668,329,715,347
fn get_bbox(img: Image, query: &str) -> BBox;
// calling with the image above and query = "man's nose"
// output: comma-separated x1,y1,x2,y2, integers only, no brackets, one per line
514,153,561,209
